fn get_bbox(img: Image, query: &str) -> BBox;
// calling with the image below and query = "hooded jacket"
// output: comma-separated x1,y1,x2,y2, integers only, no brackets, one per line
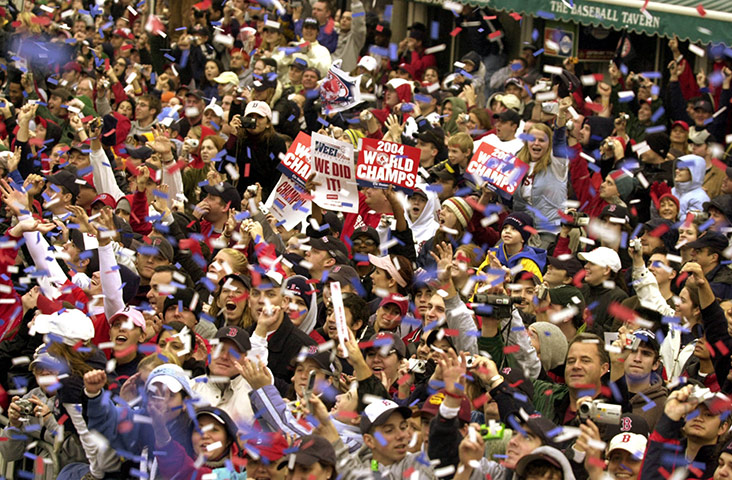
404,183,440,255
489,241,547,282
371,79,413,125
441,96,467,135
672,154,710,219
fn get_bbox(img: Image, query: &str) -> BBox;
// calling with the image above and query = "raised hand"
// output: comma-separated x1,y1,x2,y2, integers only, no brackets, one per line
0,178,30,217
83,369,107,396
429,241,454,284
235,356,272,390
151,183,170,214
664,385,700,421
68,205,98,236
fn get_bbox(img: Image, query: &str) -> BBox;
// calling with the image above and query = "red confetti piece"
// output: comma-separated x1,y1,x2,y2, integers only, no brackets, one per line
608,302,638,324
103,128,116,137
324,18,335,34
509,12,522,20
649,223,669,237
704,340,715,357
450,27,462,37
81,115,95,123
585,102,604,112
712,158,727,171
488,31,502,39
244,163,250,177
642,0,649,9
397,373,412,385
233,292,250,303
696,4,706,16
121,44,133,51
573,269,586,288
523,226,538,236
676,271,689,288
544,389,553,395
473,393,489,408
503,345,520,354
35,456,44,474
443,329,459,337
358,340,375,349
715,340,729,356
0,437,8,441
509,379,524,389
193,0,212,10
31,15,51,26
167,160,187,174
57,414,68,425
587,456,605,468
375,24,384,32
114,344,137,359
483,15,497,20
403,467,415,478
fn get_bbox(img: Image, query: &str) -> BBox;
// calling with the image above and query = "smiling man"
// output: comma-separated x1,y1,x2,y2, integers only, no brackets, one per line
191,325,269,424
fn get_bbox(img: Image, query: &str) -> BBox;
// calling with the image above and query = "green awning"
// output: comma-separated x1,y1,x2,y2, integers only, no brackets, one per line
442,0,732,45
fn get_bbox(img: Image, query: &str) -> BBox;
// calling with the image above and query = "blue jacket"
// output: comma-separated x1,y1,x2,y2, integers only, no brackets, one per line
294,20,339,53
672,154,709,219
490,241,547,279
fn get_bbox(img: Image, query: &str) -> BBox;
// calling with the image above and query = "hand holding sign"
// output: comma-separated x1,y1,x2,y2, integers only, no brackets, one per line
466,142,528,197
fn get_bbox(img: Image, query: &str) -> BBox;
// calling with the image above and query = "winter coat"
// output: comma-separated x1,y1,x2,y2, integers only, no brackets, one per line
156,438,246,480
405,183,440,256
618,375,668,430
672,155,709,219
489,242,547,281
333,437,437,480
706,262,732,300
580,282,628,335
699,301,732,390
477,308,542,381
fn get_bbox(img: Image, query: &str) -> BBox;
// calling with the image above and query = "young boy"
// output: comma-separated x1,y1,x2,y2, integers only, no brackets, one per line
483,212,547,281
440,132,475,192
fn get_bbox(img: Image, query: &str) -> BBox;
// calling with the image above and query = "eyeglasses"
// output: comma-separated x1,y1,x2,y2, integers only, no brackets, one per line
353,239,376,247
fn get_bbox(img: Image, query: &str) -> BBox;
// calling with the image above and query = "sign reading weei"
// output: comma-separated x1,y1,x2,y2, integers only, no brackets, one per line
277,132,312,185
466,142,529,196
311,132,358,213
356,138,420,193
264,174,311,231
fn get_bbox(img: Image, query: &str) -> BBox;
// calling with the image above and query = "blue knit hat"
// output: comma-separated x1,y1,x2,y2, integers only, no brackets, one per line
502,212,534,244
145,364,194,398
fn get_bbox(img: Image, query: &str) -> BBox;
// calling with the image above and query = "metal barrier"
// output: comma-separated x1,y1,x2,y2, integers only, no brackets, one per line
0,417,60,480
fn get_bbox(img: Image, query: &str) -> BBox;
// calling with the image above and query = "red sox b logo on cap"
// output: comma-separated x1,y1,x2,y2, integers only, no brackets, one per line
227,327,237,337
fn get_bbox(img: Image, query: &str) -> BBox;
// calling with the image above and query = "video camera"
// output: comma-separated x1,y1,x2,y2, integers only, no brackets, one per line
562,210,589,228
471,294,524,319
577,400,622,424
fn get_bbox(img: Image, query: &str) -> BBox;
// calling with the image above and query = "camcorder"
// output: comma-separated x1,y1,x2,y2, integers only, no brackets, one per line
577,400,622,424
408,358,427,374
562,210,590,228
471,294,524,318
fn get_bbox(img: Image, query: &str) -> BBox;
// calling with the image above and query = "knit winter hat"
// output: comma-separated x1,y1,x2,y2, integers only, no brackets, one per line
609,170,635,202
502,211,534,244
442,197,473,228
658,192,680,212
528,322,568,373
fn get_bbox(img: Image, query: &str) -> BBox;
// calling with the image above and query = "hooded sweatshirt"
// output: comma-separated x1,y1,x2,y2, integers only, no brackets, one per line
404,183,440,255
671,154,710,219
371,79,413,125
442,96,467,135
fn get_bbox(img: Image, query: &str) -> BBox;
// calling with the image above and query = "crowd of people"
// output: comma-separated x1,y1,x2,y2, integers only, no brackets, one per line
0,1,731,480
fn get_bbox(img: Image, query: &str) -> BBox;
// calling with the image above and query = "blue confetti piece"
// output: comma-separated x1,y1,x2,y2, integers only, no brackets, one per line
389,43,398,62
431,21,440,39
384,5,392,21
651,106,665,123
532,29,539,41
533,48,544,56
536,10,555,19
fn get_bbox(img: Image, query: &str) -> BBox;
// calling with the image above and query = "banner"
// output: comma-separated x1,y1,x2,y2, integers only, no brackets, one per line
277,132,312,185
264,174,311,231
356,138,420,193
311,132,358,213
320,64,362,114
466,142,529,196
330,281,349,358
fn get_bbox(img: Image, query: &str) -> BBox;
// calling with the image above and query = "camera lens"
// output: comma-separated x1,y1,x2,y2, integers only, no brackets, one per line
578,403,590,414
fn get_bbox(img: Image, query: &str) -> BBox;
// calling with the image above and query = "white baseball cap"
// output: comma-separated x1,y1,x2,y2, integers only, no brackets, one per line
358,55,378,72
244,100,272,121
578,246,622,273
359,398,411,434
213,71,240,86
204,103,224,118
607,432,647,460
30,309,95,346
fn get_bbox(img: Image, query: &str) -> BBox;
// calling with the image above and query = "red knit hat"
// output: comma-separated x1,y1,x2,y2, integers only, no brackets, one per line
659,192,680,211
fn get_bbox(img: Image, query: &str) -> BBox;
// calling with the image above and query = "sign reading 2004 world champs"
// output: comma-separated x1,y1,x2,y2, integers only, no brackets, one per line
356,138,420,193
466,142,529,196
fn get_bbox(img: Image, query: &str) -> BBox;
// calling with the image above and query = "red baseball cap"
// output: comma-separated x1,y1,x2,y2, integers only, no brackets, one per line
671,120,689,132
92,193,117,210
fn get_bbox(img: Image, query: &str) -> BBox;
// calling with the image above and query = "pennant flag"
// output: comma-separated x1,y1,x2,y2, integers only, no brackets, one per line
320,63,362,114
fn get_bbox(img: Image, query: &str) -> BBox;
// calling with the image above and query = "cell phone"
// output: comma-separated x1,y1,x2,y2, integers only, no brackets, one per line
303,370,316,412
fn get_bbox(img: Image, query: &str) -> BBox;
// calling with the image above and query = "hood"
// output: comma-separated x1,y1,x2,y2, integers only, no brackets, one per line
404,183,440,246
442,96,467,135
288,274,318,334
386,78,413,104
672,154,706,196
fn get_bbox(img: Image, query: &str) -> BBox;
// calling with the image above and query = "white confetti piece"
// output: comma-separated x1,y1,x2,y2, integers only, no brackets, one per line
689,44,705,57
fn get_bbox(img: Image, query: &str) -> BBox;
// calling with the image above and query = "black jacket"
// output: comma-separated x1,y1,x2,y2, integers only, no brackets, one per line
251,314,317,396
581,283,629,335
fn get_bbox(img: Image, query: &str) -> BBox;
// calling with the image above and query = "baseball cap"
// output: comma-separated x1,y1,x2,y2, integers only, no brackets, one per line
515,446,574,479
293,345,341,376
145,364,194,397
547,255,583,278
704,194,732,221
29,351,63,372
281,435,336,469
358,56,378,72
416,128,445,149
378,293,408,317
252,75,277,92
504,77,524,89
47,169,80,198
245,431,289,461
185,89,205,101
146,236,175,263
325,264,361,289
419,390,471,423
607,432,647,460
493,108,521,125
524,414,566,449
303,17,319,28
578,246,622,273
360,398,412,434
368,254,408,287
351,226,379,245
244,100,272,120
214,325,252,353
109,306,146,329
600,204,630,224
203,103,224,118
496,93,522,112
30,309,95,346
219,273,252,291
213,71,240,86
62,61,82,73
547,285,585,312
629,328,660,353
290,54,309,70
363,331,407,358
309,236,350,263
163,287,202,318
92,193,117,210
202,182,242,209
684,230,729,251
671,120,689,132
196,406,239,442
693,99,714,113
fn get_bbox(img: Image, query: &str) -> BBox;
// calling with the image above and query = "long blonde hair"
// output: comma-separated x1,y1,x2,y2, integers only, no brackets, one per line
517,123,553,177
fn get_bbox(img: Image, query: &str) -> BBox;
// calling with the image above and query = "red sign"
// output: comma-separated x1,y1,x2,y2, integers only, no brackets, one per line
277,132,312,185
466,142,529,196
356,138,420,192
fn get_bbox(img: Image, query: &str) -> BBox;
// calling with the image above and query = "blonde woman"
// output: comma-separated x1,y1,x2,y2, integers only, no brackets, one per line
512,98,572,248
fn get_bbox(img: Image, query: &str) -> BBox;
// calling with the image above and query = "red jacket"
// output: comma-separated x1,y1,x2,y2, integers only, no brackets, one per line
568,143,608,218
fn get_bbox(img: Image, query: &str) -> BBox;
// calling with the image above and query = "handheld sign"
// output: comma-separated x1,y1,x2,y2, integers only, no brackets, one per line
466,142,529,196
277,132,312,185
330,281,349,358
356,138,420,193
311,132,358,213
264,174,311,231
